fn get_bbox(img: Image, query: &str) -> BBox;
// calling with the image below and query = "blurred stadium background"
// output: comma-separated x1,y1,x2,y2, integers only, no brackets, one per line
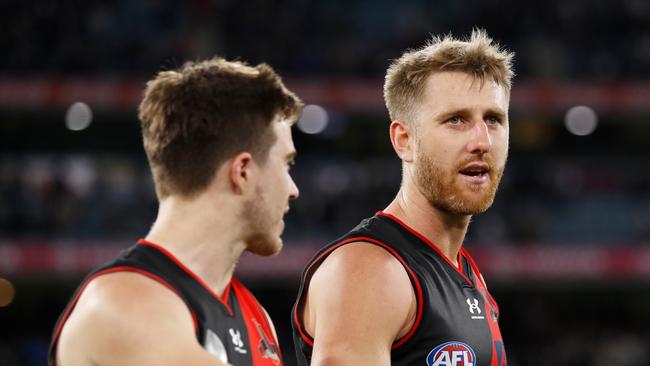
1,1,650,365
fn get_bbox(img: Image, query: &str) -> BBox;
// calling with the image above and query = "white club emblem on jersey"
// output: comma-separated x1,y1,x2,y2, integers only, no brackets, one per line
466,298,484,320
204,329,228,363
229,328,248,354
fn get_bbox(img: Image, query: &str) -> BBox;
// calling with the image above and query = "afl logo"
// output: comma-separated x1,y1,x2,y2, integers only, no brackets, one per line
426,341,476,366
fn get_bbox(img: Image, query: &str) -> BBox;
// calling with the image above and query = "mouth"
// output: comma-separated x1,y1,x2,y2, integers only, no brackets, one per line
459,163,490,184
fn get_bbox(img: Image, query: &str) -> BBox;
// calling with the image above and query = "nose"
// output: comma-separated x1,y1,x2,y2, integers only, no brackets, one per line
467,120,492,155
289,176,299,200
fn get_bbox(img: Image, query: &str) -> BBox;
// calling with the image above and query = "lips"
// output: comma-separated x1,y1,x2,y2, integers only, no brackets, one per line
459,163,490,177
458,162,491,186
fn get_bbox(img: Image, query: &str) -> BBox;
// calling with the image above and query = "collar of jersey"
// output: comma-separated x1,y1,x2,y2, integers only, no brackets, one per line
137,238,235,316
375,211,475,287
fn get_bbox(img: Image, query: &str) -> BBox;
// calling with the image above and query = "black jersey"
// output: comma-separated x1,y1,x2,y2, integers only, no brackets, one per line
292,212,506,366
49,239,282,366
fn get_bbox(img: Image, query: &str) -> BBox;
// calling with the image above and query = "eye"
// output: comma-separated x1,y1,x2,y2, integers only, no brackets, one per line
485,116,501,125
447,116,463,125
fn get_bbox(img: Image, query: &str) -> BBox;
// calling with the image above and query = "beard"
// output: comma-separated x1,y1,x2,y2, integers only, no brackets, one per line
414,151,505,215
241,186,284,257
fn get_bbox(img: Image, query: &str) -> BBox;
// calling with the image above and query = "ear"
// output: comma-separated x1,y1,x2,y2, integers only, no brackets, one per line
389,120,414,163
228,152,255,194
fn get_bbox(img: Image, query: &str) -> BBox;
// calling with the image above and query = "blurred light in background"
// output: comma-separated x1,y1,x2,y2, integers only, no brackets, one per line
564,105,598,136
65,102,93,131
0,278,15,307
316,164,350,196
297,104,329,134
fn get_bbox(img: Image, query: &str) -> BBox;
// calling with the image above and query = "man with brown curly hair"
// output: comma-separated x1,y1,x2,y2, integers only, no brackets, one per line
293,29,513,366
50,58,303,366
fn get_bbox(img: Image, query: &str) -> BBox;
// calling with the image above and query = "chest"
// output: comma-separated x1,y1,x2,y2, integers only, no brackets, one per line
195,291,282,366
393,252,503,366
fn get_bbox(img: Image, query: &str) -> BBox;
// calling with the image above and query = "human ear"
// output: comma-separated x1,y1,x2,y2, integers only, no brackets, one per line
229,152,254,194
389,120,414,163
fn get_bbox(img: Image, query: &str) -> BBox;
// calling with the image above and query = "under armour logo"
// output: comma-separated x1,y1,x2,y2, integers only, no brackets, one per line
466,298,482,316
229,328,247,354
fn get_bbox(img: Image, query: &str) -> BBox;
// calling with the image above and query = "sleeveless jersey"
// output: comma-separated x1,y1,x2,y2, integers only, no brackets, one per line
49,239,282,366
292,212,507,366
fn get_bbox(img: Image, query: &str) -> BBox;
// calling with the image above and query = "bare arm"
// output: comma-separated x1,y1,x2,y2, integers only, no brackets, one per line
57,272,230,366
302,242,417,366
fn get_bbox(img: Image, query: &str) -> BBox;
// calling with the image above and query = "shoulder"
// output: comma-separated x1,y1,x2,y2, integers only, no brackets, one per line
315,241,411,285
308,241,416,336
57,271,197,365
302,242,417,364
76,271,193,328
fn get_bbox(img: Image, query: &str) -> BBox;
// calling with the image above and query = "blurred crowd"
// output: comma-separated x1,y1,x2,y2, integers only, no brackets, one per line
1,153,648,246
503,291,650,366
2,0,649,80
0,155,156,240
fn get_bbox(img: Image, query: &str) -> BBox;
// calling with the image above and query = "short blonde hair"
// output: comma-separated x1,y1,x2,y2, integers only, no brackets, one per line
383,29,514,123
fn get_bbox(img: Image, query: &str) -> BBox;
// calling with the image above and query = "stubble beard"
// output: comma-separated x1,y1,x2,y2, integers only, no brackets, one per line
242,186,284,257
414,152,505,216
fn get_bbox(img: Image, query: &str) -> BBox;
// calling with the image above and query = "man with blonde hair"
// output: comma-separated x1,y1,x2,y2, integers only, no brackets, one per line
292,29,513,366
50,58,302,366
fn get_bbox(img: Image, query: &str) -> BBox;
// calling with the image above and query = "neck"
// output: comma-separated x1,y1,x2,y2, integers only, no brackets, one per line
145,194,246,297
384,182,471,267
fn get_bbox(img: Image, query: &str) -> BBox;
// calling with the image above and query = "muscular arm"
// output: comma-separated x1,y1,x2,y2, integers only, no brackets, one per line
57,272,230,366
302,242,417,366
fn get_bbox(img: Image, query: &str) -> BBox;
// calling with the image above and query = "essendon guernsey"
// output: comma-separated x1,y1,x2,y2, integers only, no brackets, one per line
49,239,282,366
292,212,507,366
